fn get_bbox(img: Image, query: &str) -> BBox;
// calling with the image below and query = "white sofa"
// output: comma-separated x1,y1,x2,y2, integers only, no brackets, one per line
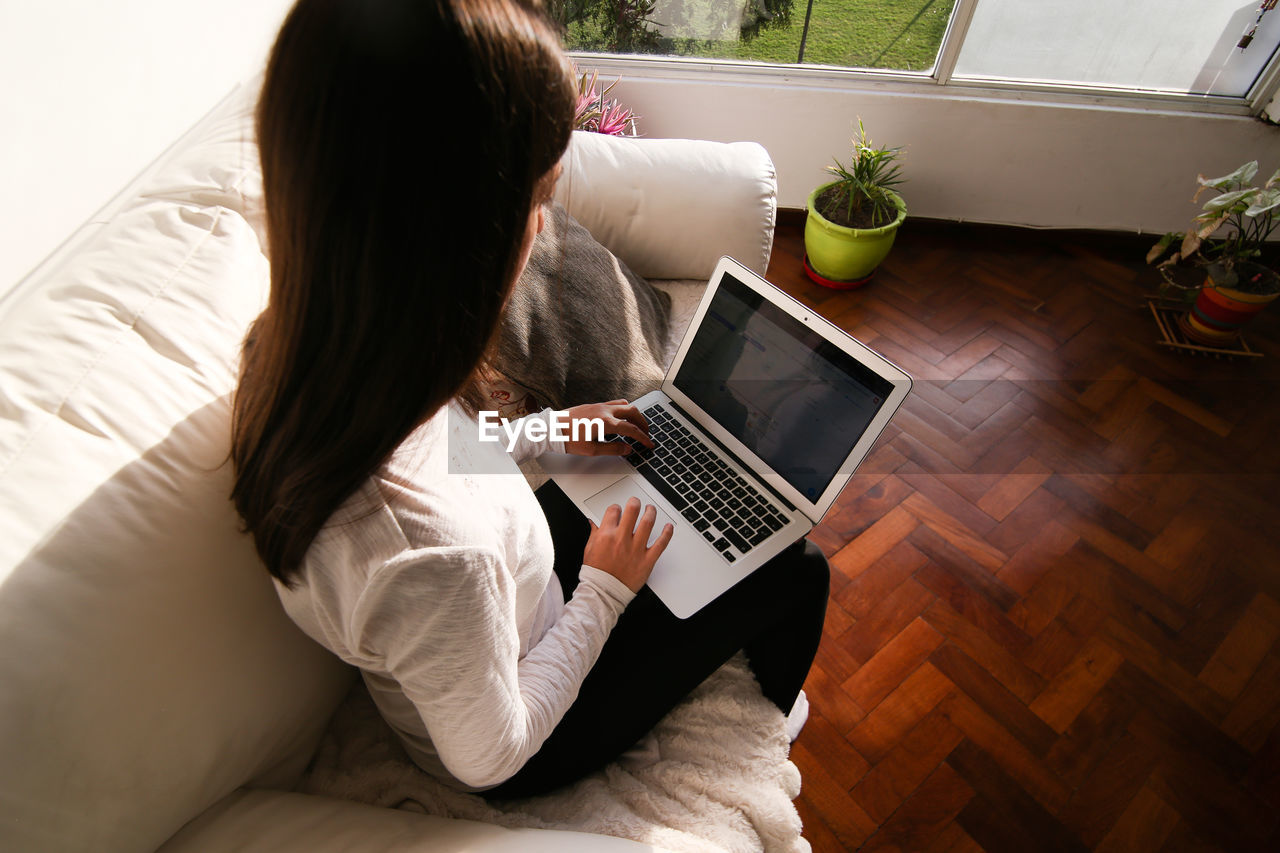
0,77,778,852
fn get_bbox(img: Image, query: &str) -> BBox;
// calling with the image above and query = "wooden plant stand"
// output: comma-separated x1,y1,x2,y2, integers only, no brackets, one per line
1147,298,1262,359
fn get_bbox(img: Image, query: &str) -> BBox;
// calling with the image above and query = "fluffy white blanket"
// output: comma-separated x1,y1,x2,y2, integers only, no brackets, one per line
298,653,809,853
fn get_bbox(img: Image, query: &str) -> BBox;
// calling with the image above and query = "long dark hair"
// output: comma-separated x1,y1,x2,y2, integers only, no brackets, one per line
232,0,575,583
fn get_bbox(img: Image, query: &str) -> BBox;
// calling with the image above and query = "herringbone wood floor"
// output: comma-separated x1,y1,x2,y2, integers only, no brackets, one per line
765,215,1280,852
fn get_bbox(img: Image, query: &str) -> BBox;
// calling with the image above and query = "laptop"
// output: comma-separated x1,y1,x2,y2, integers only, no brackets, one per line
540,256,912,618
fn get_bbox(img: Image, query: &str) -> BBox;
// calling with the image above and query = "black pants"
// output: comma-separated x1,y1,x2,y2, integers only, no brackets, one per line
482,481,830,799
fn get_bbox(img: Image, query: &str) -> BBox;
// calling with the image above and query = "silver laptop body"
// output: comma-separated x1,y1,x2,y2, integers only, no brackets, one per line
541,256,912,618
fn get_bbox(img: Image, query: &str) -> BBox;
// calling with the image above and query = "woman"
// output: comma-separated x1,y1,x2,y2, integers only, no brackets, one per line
232,0,829,799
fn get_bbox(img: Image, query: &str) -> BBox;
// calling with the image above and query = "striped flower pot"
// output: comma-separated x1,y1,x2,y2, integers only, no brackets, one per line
1178,263,1280,346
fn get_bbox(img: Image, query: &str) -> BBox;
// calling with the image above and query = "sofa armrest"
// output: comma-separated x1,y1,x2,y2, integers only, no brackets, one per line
554,132,777,282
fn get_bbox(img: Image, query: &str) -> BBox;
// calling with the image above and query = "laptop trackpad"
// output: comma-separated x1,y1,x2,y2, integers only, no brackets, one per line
584,480,677,549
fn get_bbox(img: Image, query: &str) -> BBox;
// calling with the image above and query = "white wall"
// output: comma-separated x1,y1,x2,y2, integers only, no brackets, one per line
603,71,1280,235
0,0,295,292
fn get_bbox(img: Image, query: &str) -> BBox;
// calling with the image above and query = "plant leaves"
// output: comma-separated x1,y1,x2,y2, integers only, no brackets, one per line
1267,169,1280,190
1202,188,1258,211
1199,161,1258,190
1245,187,1280,217
1146,232,1179,264
1195,214,1228,240
1181,230,1203,257
823,118,905,219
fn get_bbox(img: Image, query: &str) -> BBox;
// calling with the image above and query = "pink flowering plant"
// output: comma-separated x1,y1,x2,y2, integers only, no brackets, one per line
573,67,639,136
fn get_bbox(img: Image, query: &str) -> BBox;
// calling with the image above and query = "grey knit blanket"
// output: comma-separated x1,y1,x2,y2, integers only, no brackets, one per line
494,202,671,411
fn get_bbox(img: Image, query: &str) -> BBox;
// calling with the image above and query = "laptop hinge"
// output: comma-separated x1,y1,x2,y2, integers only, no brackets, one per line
668,401,798,513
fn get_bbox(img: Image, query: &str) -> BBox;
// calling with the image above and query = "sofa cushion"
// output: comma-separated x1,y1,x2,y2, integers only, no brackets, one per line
493,202,671,411
554,132,777,282
0,83,351,853
159,789,673,853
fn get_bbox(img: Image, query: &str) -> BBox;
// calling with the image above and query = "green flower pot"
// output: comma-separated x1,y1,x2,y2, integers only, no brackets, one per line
804,184,907,284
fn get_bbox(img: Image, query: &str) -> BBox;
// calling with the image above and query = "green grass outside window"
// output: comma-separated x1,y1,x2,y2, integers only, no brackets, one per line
562,0,957,72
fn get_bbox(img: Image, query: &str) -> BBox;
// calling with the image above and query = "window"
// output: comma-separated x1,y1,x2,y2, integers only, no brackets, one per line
952,0,1280,98
558,0,1280,111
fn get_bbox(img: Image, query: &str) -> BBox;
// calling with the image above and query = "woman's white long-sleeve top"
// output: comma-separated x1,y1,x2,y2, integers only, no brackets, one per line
273,405,634,791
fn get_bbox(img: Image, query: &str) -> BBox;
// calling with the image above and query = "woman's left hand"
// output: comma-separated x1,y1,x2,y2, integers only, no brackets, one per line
561,400,652,457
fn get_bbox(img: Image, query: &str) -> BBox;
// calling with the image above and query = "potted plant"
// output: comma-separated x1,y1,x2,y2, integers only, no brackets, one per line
573,67,639,137
1147,160,1280,345
803,119,907,289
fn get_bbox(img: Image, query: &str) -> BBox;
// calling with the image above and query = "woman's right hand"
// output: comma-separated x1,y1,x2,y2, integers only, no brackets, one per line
583,497,674,594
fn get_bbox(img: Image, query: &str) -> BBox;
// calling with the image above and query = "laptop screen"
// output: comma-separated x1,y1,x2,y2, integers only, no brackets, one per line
673,272,895,502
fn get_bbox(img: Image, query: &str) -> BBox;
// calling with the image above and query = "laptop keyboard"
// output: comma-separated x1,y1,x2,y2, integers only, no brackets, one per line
612,404,789,563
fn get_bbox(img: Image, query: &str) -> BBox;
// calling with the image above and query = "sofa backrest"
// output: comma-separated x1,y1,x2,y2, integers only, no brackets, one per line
0,78,352,853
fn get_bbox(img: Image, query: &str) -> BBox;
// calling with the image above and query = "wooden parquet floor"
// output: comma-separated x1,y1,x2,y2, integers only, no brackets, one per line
765,216,1280,852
